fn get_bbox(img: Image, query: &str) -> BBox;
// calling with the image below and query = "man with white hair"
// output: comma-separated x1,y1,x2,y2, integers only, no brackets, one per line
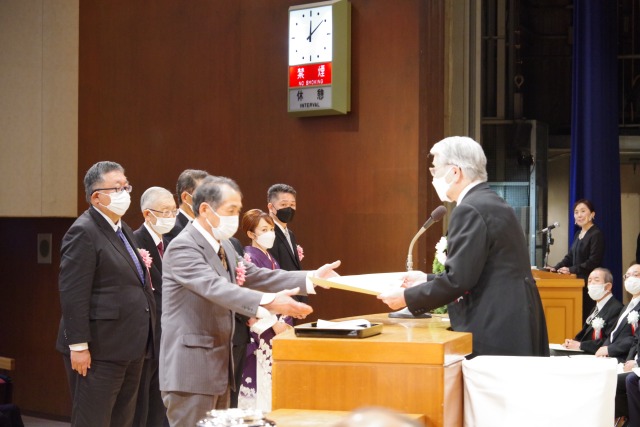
379,136,549,357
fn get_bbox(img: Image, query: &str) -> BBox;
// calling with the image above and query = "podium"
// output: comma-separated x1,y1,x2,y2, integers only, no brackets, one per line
532,269,584,344
271,314,472,427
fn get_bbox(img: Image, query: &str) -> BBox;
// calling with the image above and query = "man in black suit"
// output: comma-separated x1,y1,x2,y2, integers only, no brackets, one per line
164,169,208,245
133,187,176,427
267,184,302,271
378,136,549,357
560,267,623,354
56,161,156,427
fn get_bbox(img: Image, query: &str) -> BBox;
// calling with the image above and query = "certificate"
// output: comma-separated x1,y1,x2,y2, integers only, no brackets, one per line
310,272,406,296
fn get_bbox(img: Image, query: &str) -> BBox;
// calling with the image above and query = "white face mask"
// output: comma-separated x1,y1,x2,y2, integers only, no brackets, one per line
587,284,607,301
204,205,239,240
255,230,276,249
101,190,131,216
432,167,454,202
625,276,640,296
148,212,176,235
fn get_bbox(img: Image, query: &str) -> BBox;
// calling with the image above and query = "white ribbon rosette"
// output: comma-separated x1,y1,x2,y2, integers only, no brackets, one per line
628,311,639,334
591,317,605,340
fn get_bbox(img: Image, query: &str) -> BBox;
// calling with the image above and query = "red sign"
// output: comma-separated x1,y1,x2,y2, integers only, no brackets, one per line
289,62,332,88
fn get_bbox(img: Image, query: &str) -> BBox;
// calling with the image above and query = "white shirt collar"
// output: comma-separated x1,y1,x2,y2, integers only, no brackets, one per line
193,219,220,253
275,221,288,234
92,206,119,232
179,208,194,222
596,293,613,311
143,222,163,246
456,180,483,204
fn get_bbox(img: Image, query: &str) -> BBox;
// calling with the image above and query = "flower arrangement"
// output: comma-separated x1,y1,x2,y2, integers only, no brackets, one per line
431,237,448,314
591,317,605,340
243,253,252,263
138,248,153,269
297,244,304,261
628,311,639,334
236,261,247,286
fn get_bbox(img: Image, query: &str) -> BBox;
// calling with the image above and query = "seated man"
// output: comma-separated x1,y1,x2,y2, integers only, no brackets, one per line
559,268,622,354
619,264,640,424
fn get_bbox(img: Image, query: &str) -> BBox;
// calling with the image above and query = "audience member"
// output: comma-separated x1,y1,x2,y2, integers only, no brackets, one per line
550,199,605,321
237,209,293,411
164,169,208,245
595,263,640,362
159,176,340,427
378,136,549,357
56,161,155,427
132,187,176,427
559,268,622,354
620,264,640,424
267,184,302,271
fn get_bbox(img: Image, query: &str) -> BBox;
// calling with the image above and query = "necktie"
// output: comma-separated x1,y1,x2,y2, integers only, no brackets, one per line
157,241,164,258
284,228,294,252
116,227,145,283
218,246,228,271
586,306,599,325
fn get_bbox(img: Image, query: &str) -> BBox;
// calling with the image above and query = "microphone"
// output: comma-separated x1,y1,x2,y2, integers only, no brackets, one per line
406,205,447,271
539,222,559,234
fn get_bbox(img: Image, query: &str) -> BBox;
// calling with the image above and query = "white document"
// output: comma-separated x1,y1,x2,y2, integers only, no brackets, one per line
310,272,406,296
549,343,584,353
316,319,371,330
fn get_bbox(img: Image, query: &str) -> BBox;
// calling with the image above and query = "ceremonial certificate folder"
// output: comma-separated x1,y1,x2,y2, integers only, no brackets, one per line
294,322,383,339
309,272,406,295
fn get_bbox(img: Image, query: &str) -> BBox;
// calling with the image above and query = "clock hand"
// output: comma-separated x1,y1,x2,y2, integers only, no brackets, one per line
308,20,324,42
307,20,312,42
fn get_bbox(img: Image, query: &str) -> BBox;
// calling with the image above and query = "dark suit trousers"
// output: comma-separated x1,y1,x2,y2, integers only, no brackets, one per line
133,357,168,427
618,372,632,418
627,372,640,426
63,354,144,427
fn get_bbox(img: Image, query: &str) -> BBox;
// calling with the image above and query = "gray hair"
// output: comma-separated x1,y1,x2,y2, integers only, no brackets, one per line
83,161,124,203
267,183,297,203
140,187,174,211
193,176,241,216
592,267,613,285
430,136,488,182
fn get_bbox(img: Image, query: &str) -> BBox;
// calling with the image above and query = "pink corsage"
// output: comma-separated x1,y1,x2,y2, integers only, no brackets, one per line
235,261,247,286
591,317,605,340
297,244,304,261
243,253,252,263
138,248,153,269
628,311,639,334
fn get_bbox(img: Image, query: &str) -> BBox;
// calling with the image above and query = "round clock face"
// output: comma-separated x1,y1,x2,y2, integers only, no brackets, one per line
289,5,333,66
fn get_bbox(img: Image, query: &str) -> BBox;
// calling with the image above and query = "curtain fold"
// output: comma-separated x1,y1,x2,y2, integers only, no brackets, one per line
570,2,622,298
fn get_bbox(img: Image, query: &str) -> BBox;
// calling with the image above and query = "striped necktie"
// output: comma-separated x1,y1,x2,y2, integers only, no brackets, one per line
116,227,144,283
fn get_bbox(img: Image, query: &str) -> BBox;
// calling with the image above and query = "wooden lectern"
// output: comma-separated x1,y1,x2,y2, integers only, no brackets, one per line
272,314,472,427
532,269,584,344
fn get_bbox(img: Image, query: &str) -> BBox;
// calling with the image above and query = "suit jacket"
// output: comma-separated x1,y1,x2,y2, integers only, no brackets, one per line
269,226,301,271
160,222,308,396
164,211,191,246
603,302,640,362
56,208,156,361
576,296,624,354
553,225,605,280
133,225,164,356
405,183,549,357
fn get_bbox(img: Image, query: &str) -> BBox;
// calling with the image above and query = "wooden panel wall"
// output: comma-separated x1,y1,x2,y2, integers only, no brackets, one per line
0,0,444,418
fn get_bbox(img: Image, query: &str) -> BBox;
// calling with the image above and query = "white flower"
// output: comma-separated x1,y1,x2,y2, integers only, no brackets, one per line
591,317,605,330
628,311,639,325
435,236,447,265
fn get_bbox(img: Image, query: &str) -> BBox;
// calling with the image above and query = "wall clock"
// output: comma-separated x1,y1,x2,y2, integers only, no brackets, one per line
288,0,350,117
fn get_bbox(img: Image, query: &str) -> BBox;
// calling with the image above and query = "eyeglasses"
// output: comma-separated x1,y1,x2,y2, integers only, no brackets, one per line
93,185,133,194
429,164,457,177
625,271,640,279
149,208,178,218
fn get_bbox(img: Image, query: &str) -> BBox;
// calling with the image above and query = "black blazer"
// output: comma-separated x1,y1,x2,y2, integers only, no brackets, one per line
603,302,640,362
56,208,156,361
269,226,301,271
554,225,605,280
133,225,164,356
164,211,190,246
576,296,624,354
404,183,549,357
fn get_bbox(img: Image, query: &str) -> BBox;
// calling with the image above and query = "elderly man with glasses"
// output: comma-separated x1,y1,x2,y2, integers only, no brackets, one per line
378,136,549,357
56,161,156,427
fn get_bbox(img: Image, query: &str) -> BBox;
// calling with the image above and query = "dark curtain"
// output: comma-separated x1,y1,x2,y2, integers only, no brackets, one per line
570,2,622,299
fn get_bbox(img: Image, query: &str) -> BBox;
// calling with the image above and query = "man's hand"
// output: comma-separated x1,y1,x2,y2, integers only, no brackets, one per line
377,287,407,310
624,360,637,372
401,271,428,288
595,346,609,357
563,339,580,350
264,288,313,319
313,260,341,288
71,349,91,376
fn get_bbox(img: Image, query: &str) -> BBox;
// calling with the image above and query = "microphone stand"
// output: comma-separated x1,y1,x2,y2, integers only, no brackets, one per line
543,229,554,269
